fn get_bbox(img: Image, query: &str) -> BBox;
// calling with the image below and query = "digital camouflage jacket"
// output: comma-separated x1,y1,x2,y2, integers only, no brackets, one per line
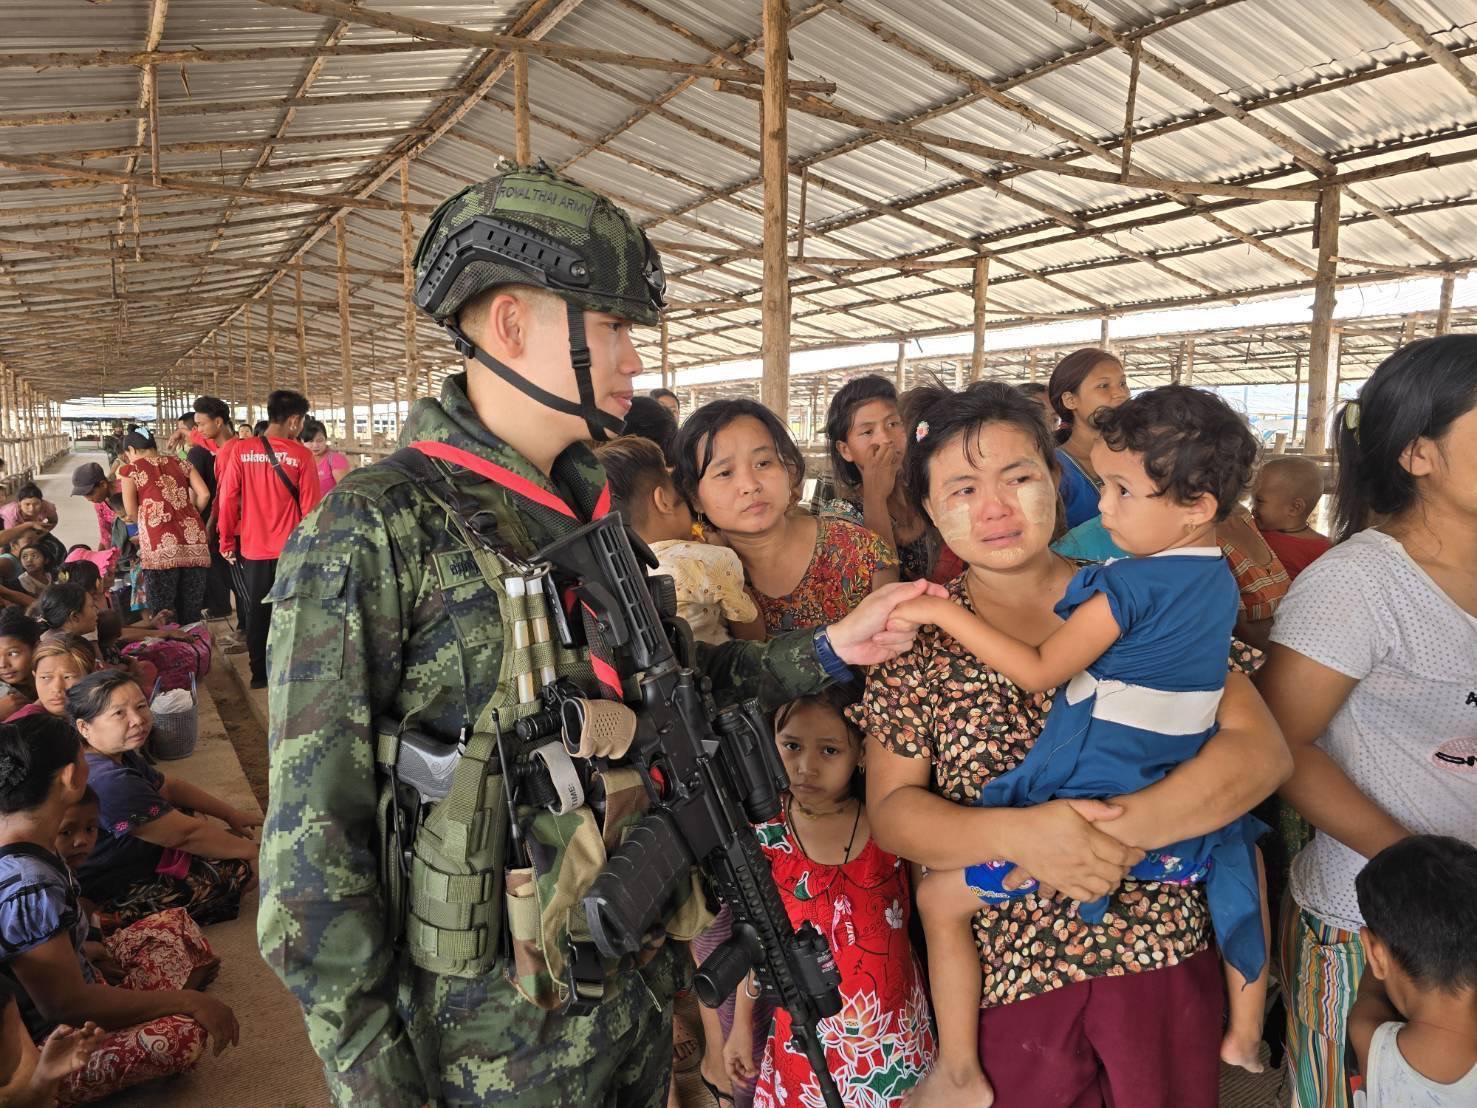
256,373,833,1101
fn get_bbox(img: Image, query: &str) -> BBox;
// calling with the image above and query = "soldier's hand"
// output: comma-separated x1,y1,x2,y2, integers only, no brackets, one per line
825,579,948,666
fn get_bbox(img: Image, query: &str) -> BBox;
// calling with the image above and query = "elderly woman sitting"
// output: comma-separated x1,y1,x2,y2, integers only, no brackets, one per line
66,670,258,929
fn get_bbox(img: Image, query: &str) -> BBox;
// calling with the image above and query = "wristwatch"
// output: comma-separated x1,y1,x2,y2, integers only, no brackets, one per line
812,626,857,684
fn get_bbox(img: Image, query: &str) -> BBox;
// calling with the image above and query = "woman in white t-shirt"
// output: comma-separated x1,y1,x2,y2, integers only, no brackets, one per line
1258,334,1477,1108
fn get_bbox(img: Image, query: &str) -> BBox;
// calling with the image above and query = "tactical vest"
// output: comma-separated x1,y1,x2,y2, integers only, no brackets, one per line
370,447,710,1012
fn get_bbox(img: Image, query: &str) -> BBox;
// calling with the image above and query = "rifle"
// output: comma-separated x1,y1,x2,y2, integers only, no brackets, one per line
522,512,846,1108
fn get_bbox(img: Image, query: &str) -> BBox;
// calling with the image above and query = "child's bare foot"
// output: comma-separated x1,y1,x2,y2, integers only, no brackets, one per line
1220,1030,1267,1073
904,1066,994,1108
186,955,222,991
34,1022,103,1084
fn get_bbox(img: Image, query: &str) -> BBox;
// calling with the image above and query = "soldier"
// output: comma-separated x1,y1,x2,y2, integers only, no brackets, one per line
257,162,939,1107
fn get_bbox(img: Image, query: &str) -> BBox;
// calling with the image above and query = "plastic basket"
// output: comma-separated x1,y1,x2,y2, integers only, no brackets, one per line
149,673,199,761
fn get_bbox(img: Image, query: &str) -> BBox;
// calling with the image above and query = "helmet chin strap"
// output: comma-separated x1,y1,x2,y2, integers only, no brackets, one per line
441,300,625,443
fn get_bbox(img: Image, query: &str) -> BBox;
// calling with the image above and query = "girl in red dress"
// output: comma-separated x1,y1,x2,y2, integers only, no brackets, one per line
724,688,934,1108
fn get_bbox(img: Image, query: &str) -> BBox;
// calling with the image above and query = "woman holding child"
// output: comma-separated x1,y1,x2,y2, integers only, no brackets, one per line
1259,334,1477,1108
672,398,898,635
862,382,1290,1107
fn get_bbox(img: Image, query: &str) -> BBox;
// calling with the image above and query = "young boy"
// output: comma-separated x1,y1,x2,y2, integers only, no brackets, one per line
1251,455,1332,580
1348,836,1477,1106
594,436,763,645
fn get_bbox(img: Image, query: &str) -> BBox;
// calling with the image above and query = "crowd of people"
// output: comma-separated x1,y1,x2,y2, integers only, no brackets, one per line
594,335,1474,1108
0,389,328,1101
0,158,1472,1108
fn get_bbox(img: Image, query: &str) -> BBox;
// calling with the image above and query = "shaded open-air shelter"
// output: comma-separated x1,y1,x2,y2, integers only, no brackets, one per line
2,0,1474,481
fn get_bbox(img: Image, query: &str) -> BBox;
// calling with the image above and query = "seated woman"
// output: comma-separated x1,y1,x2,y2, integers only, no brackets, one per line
15,546,51,599
55,559,209,692
66,670,258,929
0,608,42,720
0,713,239,1104
671,398,899,635
6,638,95,724
0,485,65,573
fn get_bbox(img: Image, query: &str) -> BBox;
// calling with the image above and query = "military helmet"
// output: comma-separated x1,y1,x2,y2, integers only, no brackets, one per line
413,161,666,326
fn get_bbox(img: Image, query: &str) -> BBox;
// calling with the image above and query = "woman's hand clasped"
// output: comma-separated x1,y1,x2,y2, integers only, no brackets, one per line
826,579,949,666
1000,799,1145,904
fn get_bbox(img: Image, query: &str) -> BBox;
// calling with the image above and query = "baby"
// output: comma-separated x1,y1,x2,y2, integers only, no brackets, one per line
1250,455,1331,581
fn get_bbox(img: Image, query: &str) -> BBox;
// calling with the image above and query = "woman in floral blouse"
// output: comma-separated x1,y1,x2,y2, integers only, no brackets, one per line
117,430,212,624
672,399,898,635
862,382,1291,1108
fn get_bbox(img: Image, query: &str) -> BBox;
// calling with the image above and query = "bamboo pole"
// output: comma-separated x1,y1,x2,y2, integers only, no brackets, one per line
1100,316,1112,351
1360,0,1477,98
146,64,161,187
660,319,671,389
295,268,308,395
252,0,836,90
0,156,433,213
266,296,277,394
1436,273,1456,334
893,340,906,390
1183,338,1196,384
970,254,989,381
400,160,419,403
1120,42,1142,181
0,41,461,70
336,217,356,446
514,52,532,164
1291,353,1304,445
1304,185,1341,455
758,0,791,418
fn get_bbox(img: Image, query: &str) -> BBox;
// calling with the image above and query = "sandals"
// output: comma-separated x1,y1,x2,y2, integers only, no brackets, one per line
698,1075,734,1105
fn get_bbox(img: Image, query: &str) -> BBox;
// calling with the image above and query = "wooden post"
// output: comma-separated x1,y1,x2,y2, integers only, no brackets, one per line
211,332,219,395
1028,350,1039,383
1183,338,1196,385
513,51,532,165
243,308,254,425
1100,315,1112,351
1291,353,1303,446
1400,317,1418,345
266,295,277,393
893,340,906,390
758,0,790,418
226,322,236,419
295,267,308,395
400,160,419,402
1436,273,1455,335
336,216,356,446
392,373,401,439
1304,184,1341,456
970,253,989,381
659,319,671,389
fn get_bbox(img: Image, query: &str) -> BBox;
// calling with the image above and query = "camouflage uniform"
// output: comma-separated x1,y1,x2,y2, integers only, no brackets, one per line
258,373,834,1106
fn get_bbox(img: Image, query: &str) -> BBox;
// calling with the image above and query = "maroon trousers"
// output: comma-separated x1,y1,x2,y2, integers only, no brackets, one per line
978,947,1223,1108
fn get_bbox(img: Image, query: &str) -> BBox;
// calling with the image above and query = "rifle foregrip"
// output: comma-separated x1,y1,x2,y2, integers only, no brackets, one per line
583,810,691,958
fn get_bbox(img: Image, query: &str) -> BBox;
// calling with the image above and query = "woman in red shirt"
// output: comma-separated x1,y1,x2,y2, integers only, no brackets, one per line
117,431,212,624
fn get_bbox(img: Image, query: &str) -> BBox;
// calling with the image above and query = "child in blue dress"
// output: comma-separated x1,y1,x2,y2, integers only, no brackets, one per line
897,385,1269,1107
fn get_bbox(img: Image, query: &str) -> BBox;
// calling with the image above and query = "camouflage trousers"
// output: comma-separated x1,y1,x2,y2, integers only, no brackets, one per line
391,943,683,1107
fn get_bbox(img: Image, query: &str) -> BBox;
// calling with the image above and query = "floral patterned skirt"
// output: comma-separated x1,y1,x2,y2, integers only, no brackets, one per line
55,909,217,1104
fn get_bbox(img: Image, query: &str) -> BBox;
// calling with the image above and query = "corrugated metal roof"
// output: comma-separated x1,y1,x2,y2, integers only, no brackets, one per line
0,0,1473,405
